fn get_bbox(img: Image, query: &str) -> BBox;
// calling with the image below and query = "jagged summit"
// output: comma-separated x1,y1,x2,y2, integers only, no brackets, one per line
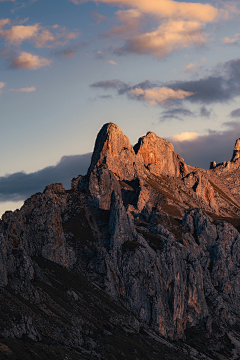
87,122,189,181
2,123,240,358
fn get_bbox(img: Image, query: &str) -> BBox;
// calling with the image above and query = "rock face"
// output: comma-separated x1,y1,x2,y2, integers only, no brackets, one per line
231,138,240,161
2,123,240,359
134,131,188,177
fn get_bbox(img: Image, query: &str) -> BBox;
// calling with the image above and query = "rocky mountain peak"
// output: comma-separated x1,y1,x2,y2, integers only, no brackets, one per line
231,138,240,161
87,122,139,181
134,130,186,177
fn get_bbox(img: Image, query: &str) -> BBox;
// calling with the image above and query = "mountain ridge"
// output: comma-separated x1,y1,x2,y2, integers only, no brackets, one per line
1,123,240,359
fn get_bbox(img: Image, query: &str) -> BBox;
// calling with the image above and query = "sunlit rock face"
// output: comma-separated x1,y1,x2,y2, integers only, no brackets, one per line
231,138,240,161
134,131,188,177
2,123,240,358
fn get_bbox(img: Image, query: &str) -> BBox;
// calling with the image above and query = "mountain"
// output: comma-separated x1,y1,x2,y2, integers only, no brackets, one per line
1,122,240,359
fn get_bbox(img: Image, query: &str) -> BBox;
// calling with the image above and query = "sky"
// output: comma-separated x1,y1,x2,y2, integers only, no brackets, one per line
1,0,240,216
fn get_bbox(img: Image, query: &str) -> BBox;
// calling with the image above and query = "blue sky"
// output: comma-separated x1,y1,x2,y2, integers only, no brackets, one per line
1,0,240,215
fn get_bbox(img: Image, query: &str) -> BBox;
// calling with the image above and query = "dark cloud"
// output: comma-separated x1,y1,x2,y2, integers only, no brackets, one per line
230,108,240,118
159,108,195,122
199,106,214,118
90,58,240,105
98,95,112,99
51,43,86,58
168,58,240,104
170,122,240,169
90,79,129,91
0,153,92,202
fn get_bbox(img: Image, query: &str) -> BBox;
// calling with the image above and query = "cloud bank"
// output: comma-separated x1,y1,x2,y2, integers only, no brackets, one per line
0,153,92,202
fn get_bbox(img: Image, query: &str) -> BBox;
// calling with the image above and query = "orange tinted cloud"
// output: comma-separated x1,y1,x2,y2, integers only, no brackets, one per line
128,86,195,105
182,61,197,71
0,24,40,44
0,22,79,47
15,86,36,92
10,51,52,69
122,20,206,58
170,132,199,141
85,0,222,22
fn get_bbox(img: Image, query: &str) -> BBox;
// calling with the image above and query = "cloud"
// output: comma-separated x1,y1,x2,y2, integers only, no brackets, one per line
15,86,36,92
166,58,240,104
159,107,195,122
230,108,240,118
0,24,40,44
98,95,112,99
9,51,52,69
0,21,79,48
91,12,107,24
169,122,240,169
90,79,128,91
0,19,10,28
90,57,240,105
170,131,199,142
200,106,212,118
0,153,92,202
52,43,86,58
108,60,117,65
128,86,194,105
0,82,6,90
116,20,206,58
90,80,194,105
182,62,197,72
222,34,240,45
103,9,142,38
85,0,222,22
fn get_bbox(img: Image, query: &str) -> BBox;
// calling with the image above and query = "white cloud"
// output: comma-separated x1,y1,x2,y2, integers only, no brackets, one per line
170,131,199,142
108,60,117,65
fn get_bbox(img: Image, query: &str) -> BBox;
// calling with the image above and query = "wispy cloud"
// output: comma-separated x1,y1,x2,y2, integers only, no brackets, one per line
159,107,195,122
91,12,107,25
14,86,36,92
222,33,240,45
182,62,197,72
229,108,240,118
51,42,86,58
108,60,117,65
9,51,52,69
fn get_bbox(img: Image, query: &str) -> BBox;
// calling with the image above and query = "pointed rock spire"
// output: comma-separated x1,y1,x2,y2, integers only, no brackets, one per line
231,138,240,162
88,122,142,181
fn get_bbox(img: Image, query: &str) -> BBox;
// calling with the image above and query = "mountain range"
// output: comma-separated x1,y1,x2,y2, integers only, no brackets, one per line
1,123,240,359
